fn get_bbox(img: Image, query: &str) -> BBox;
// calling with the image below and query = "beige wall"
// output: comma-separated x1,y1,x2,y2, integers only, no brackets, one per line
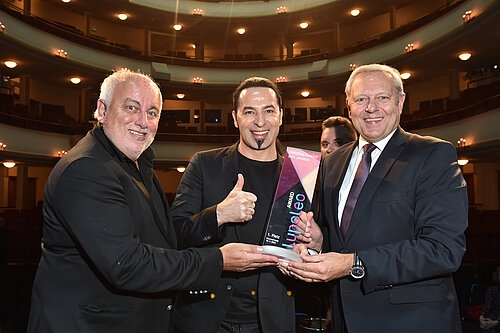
31,0,85,32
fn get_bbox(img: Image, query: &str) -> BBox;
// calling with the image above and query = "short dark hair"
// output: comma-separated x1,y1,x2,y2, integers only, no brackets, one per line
232,77,283,111
322,116,357,146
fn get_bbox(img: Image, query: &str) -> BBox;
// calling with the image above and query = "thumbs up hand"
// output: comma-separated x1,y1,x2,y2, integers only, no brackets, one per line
216,174,258,226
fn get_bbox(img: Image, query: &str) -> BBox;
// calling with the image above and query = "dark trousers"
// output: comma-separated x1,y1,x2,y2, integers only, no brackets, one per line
217,320,261,333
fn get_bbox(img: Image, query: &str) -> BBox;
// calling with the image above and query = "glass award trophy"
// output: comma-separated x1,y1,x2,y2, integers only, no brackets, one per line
262,147,321,262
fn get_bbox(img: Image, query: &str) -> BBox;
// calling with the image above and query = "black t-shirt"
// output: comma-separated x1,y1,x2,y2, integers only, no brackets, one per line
224,151,279,323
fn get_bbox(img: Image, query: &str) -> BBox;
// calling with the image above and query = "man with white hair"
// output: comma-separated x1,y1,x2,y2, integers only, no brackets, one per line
282,64,467,333
27,69,278,333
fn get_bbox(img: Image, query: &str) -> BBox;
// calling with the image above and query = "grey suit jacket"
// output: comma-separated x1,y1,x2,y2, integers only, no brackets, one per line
320,127,467,333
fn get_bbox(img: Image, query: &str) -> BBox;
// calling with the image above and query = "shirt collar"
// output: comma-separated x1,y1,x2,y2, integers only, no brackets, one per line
357,128,397,154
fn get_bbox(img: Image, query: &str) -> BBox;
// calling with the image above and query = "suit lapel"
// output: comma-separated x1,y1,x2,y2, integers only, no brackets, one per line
344,128,407,242
130,176,173,247
222,144,242,242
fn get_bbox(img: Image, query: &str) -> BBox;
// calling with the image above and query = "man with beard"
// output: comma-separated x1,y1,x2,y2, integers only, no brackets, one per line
171,77,295,333
27,70,279,333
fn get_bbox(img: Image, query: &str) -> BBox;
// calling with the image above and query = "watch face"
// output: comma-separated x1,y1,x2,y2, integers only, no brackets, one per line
350,267,365,279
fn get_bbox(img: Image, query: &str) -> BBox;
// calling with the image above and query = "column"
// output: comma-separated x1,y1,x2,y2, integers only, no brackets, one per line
16,165,29,209
389,6,396,31
195,33,205,60
200,101,206,134
84,12,91,36
332,22,340,53
448,68,460,100
23,0,31,14
278,32,285,60
285,41,294,59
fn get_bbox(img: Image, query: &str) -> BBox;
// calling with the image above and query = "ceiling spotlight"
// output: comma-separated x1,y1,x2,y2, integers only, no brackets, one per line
173,24,182,31
299,22,309,29
457,159,469,166
176,167,186,173
192,44,196,49
301,91,310,98
3,162,16,168
70,77,81,84
237,28,246,35
400,72,411,80
4,60,17,68
117,13,128,21
350,9,360,16
61,0,70,3
176,93,185,99
458,52,471,61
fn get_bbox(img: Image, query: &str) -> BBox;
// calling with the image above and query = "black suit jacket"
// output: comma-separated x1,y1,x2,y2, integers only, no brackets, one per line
320,127,467,333
170,143,295,333
27,126,222,333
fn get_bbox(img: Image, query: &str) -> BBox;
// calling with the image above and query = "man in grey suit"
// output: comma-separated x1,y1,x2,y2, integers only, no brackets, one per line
282,64,467,333
171,77,295,333
27,69,278,333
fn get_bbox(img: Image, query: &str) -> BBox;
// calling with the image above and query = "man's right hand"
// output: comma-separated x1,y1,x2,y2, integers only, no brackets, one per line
216,174,257,226
220,243,278,272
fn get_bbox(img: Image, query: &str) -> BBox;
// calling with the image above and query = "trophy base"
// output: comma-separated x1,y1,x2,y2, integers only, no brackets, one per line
261,245,302,262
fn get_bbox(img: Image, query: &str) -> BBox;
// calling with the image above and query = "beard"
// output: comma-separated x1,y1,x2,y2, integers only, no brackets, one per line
256,139,264,149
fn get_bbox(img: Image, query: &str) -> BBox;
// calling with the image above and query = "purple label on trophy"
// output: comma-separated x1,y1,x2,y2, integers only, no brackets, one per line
262,147,321,259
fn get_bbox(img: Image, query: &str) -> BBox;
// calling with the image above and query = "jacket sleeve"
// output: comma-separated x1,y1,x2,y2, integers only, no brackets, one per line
51,156,223,293
170,152,225,249
359,141,467,293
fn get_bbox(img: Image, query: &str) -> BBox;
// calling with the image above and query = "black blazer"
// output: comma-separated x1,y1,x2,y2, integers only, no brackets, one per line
320,127,467,333
170,143,295,333
28,127,222,333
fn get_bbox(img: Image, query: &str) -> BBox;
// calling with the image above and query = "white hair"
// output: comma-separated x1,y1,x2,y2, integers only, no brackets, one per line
93,69,162,120
345,64,404,101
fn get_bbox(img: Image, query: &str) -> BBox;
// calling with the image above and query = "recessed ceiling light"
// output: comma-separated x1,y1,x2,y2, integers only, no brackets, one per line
61,0,70,3
237,28,246,35
176,93,185,99
4,60,17,68
299,22,309,29
457,159,469,166
70,77,81,84
351,9,360,16
173,24,182,31
3,162,16,168
400,72,411,80
117,13,128,21
301,91,310,98
458,52,471,61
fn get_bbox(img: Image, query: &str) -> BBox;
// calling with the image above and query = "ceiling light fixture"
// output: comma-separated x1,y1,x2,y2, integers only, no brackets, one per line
299,22,309,29
457,159,469,166
458,52,471,61
192,44,196,49
276,76,287,83
3,162,15,168
70,77,81,84
0,22,5,32
117,13,128,21
193,8,203,16
4,60,17,68
301,91,310,98
193,77,203,84
350,9,360,16
57,49,68,58
400,72,411,80
173,24,182,31
176,93,185,99
276,6,287,14
176,167,186,173
237,28,246,35
0,142,6,150
61,0,71,3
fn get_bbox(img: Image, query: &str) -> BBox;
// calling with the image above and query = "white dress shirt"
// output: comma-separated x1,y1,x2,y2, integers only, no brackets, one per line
337,129,397,225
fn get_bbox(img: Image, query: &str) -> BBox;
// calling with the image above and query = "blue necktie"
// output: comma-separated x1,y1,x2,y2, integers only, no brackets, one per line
340,143,376,238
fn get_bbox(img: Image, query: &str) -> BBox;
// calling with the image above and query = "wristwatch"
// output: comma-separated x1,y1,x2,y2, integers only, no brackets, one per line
349,252,365,279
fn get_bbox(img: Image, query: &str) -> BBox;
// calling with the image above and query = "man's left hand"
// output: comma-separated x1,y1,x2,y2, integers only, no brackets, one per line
279,247,353,283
